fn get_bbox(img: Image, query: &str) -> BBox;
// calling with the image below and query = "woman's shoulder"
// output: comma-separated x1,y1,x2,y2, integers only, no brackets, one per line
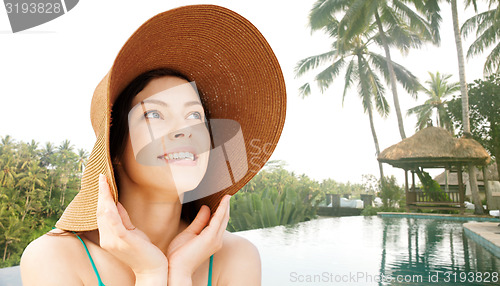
214,231,261,285
220,231,260,258
20,230,83,285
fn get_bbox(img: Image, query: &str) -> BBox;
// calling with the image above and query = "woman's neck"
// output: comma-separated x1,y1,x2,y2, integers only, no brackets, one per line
119,183,187,254
92,173,189,254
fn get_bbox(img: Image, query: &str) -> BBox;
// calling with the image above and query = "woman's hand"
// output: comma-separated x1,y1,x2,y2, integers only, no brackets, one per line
166,195,231,285
96,174,168,284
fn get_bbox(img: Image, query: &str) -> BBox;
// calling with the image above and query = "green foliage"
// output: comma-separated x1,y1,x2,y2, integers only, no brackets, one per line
228,167,321,232
228,165,376,232
0,135,86,267
447,74,500,179
380,176,404,208
415,169,450,202
461,4,500,75
407,71,459,132
361,206,378,216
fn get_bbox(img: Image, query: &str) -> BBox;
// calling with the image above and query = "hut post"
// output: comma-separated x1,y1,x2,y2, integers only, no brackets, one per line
411,170,416,192
405,170,410,212
331,194,340,216
458,164,465,214
445,168,449,193
484,166,493,210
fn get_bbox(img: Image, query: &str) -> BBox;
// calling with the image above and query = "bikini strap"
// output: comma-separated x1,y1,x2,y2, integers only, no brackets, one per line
73,232,106,286
208,254,214,286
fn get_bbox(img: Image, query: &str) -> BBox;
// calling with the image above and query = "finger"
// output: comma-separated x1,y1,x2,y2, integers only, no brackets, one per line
97,175,128,238
183,205,211,235
117,202,136,231
215,196,231,238
203,195,231,236
97,174,117,216
209,195,231,228
98,207,127,246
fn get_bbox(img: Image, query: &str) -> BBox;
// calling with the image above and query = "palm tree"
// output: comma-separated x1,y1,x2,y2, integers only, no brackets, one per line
16,161,47,220
40,142,55,168
447,0,484,214
461,0,500,75
57,140,75,206
295,18,420,181
0,153,16,188
0,212,23,262
407,71,459,132
76,148,89,176
309,0,440,139
0,136,17,188
415,0,484,214
0,135,15,153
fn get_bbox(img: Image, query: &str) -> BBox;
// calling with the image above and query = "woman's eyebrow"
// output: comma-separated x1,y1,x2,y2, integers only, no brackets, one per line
143,99,202,108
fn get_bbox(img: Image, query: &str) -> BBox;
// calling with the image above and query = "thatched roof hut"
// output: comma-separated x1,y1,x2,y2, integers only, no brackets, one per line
378,127,490,169
434,162,499,186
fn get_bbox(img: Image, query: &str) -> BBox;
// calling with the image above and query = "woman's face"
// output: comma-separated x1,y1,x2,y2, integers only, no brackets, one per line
119,76,211,201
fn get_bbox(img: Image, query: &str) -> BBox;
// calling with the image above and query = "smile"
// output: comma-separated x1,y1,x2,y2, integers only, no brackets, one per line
157,151,197,161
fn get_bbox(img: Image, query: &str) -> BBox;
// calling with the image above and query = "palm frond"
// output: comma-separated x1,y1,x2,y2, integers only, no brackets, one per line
466,20,500,58
342,59,356,106
461,10,495,38
338,0,371,42
368,52,421,98
356,57,373,114
298,83,312,99
407,103,433,130
391,0,435,44
314,58,346,92
484,42,500,75
309,0,350,31
364,61,389,117
294,50,338,78
419,0,442,44
380,24,424,54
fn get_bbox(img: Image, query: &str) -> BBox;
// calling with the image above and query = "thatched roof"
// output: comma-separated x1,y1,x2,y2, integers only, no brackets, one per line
482,162,499,181
434,172,478,186
378,126,491,169
434,163,499,185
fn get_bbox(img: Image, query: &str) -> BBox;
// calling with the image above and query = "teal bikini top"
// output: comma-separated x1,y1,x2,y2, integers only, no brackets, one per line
74,233,214,286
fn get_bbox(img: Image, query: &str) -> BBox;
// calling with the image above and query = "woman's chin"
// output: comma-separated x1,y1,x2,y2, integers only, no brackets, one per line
171,179,203,195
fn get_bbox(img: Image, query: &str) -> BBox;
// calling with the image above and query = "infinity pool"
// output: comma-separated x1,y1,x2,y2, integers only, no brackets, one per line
235,216,500,285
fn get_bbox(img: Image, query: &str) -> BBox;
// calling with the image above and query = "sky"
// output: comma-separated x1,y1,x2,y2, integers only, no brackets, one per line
0,0,491,186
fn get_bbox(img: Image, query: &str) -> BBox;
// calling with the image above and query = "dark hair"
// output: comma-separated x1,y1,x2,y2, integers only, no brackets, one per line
110,68,206,223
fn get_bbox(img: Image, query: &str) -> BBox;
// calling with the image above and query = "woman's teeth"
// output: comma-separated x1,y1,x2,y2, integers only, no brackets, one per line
163,152,195,161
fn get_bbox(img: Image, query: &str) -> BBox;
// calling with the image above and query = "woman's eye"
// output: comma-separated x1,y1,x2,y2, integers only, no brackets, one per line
187,111,202,120
144,110,162,119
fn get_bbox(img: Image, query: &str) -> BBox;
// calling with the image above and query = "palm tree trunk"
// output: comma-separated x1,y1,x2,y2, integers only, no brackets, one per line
375,11,406,139
1,172,5,186
367,104,385,181
451,0,483,214
3,241,10,261
496,146,500,180
22,194,30,221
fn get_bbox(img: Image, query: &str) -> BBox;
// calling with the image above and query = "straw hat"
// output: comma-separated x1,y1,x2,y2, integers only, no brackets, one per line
55,4,286,231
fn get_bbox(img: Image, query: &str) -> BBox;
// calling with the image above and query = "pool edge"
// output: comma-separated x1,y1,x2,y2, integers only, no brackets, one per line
463,222,500,259
377,212,500,260
377,212,500,222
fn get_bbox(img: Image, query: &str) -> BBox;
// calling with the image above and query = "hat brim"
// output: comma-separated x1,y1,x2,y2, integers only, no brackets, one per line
56,4,286,231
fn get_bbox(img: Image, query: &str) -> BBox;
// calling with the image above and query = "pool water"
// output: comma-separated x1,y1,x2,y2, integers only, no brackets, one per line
235,216,500,285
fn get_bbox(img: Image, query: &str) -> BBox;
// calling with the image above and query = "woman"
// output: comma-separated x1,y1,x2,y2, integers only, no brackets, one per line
20,4,286,286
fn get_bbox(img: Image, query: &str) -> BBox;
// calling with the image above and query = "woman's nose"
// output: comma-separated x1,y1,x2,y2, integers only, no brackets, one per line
168,124,192,140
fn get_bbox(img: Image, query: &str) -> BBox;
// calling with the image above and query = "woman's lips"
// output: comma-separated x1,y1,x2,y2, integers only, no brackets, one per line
165,158,198,166
157,153,198,166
